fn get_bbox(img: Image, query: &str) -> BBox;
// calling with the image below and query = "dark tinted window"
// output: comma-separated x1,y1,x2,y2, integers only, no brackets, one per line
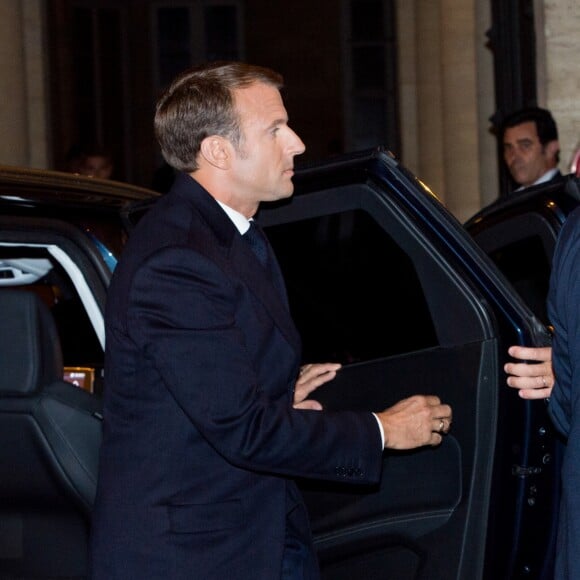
267,209,438,364
488,235,551,324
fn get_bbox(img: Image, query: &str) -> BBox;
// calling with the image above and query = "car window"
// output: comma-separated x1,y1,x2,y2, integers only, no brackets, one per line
487,234,552,325
263,176,499,366
268,208,438,364
466,212,558,326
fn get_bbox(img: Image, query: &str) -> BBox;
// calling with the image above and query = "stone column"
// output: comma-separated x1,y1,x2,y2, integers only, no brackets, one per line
396,1,419,175
475,0,498,208
439,0,482,221
415,0,446,202
538,0,580,174
0,0,49,168
396,0,496,220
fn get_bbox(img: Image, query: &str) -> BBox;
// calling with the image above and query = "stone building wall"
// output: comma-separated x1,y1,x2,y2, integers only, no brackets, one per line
396,0,496,221
538,0,580,174
0,0,48,168
0,1,577,217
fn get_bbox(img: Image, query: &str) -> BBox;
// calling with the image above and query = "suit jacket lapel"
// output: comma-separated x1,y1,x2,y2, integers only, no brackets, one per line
171,173,302,353
230,234,301,352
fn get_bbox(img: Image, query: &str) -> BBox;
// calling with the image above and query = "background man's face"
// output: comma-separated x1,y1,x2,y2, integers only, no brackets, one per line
77,155,113,180
503,121,558,187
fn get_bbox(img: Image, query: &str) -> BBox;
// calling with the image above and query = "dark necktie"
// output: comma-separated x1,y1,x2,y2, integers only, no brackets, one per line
244,221,289,305
244,221,270,269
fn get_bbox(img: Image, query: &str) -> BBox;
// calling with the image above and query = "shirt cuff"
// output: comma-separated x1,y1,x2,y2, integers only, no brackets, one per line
371,412,385,448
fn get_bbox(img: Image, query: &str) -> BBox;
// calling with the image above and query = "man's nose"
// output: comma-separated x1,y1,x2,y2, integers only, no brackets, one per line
288,129,306,156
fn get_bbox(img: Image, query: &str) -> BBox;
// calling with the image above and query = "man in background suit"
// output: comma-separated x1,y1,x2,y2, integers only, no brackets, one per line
89,61,452,580
502,107,562,397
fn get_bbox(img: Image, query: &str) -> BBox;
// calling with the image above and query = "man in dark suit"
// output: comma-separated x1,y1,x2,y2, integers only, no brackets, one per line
89,61,452,580
501,106,562,192
545,205,580,579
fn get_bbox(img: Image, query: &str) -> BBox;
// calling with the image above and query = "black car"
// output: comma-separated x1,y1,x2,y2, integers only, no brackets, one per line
0,151,573,579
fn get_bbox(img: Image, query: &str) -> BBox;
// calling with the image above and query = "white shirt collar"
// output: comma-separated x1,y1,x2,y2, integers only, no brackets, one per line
532,167,559,186
514,168,560,192
215,200,252,234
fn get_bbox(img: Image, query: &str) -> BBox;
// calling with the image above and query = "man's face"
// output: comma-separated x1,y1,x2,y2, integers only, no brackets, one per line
227,82,305,213
503,121,558,187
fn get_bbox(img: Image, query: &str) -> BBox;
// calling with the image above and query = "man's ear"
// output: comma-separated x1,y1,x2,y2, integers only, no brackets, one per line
199,136,231,169
545,139,560,165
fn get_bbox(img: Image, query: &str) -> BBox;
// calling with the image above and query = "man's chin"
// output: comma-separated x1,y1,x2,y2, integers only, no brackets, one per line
511,169,528,185
271,186,295,201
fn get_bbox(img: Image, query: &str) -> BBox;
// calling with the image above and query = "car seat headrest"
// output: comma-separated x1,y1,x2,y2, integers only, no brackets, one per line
0,290,63,395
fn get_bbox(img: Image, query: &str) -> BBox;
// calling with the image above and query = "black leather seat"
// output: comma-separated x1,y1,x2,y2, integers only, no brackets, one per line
0,289,102,579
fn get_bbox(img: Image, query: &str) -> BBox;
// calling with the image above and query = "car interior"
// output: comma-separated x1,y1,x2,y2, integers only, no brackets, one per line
0,289,102,578
0,243,106,394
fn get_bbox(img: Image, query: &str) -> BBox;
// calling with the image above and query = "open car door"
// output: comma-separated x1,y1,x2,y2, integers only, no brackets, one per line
259,149,556,580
